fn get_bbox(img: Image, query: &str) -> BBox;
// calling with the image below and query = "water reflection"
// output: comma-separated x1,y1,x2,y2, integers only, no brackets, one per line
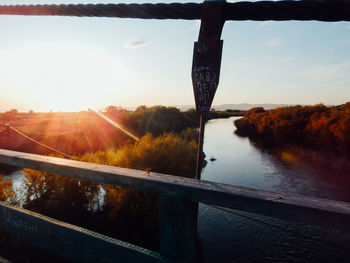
3,170,26,205
199,117,350,263
201,117,350,202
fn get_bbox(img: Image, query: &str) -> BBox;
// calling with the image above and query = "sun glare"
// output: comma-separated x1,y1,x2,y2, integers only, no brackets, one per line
89,108,139,141
0,43,127,112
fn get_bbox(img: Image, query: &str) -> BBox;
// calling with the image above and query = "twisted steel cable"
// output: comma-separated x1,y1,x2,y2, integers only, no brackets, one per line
8,124,73,159
224,1,350,22
0,1,349,21
0,3,201,19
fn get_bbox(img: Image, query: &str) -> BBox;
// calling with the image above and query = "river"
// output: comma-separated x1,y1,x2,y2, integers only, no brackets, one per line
198,117,350,263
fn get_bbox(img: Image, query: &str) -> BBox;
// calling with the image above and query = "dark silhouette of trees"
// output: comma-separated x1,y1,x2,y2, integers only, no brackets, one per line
2,109,18,120
105,105,126,113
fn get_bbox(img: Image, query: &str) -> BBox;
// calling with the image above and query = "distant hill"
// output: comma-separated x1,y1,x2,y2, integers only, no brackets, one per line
172,103,290,111
109,104,290,112
212,103,290,111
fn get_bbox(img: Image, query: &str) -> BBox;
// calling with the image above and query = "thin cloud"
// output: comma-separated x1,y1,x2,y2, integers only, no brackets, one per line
346,24,350,30
266,37,283,47
258,21,277,28
124,39,150,49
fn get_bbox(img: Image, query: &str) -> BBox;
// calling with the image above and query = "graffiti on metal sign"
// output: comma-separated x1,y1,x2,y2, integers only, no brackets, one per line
193,66,218,113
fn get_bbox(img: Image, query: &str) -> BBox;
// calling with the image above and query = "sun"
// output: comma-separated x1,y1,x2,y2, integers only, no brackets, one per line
0,42,126,112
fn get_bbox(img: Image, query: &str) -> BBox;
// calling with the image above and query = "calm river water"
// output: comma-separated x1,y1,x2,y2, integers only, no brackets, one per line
198,117,350,263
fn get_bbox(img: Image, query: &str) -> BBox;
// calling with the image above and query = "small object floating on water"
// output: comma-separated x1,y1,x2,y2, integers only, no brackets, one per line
210,157,217,162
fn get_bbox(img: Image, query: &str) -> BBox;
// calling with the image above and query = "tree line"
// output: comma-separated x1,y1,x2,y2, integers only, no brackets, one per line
234,102,350,154
0,106,235,156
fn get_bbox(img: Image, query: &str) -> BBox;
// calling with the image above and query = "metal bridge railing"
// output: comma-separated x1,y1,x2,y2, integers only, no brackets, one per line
0,149,350,262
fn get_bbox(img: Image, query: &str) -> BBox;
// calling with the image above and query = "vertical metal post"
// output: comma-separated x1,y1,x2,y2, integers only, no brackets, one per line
159,196,197,263
192,0,225,179
160,1,227,261
195,114,206,179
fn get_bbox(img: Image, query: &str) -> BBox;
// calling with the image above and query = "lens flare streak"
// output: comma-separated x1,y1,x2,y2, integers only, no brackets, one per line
89,108,139,142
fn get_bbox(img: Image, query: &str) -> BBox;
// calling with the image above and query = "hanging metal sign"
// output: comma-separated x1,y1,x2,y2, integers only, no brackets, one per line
192,41,223,114
191,0,225,115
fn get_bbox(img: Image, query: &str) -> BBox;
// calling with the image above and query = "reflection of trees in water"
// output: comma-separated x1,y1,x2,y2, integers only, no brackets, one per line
0,165,17,204
234,130,350,201
0,176,14,202
238,130,350,173
22,169,159,251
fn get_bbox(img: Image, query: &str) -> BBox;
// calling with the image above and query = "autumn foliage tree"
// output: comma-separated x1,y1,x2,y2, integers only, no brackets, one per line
234,103,350,153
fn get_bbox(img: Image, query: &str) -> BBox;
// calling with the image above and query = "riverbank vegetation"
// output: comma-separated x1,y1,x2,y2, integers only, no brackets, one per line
0,106,240,156
234,102,350,154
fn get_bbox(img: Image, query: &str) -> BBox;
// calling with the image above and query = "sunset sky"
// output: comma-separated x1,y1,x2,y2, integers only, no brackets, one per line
0,0,350,112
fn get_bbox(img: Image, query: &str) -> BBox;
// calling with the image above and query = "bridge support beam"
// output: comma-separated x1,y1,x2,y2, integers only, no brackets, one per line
159,196,197,263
